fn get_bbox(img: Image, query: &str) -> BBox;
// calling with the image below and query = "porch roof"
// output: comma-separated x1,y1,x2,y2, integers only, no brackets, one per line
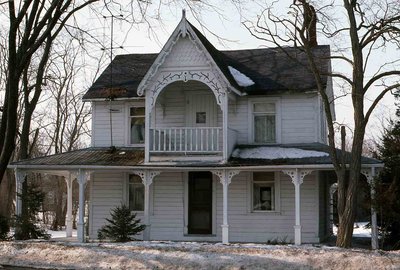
228,143,382,166
9,143,381,170
83,22,330,100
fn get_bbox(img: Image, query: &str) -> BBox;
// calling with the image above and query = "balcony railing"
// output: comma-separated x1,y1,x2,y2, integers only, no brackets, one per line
150,127,223,153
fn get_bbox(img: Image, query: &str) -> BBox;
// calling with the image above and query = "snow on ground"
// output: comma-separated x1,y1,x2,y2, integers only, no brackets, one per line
228,66,255,87
333,222,372,238
232,147,329,160
48,229,77,239
1,240,399,270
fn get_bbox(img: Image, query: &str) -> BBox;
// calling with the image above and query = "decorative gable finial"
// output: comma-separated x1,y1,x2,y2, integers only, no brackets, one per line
180,9,188,37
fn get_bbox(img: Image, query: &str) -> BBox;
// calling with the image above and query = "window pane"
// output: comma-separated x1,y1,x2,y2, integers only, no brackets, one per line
254,115,276,143
253,183,274,211
129,175,144,211
254,103,275,113
130,107,145,116
253,172,275,211
196,112,206,124
131,116,145,144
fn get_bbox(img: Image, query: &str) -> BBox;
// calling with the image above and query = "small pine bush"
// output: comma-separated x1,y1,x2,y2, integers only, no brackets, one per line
0,215,10,240
98,204,145,242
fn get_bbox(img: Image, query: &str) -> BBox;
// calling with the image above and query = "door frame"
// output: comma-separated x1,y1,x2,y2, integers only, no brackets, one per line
183,171,216,235
185,90,218,127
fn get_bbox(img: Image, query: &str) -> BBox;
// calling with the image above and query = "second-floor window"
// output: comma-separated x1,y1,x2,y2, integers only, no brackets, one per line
129,174,144,211
253,103,276,143
130,107,145,144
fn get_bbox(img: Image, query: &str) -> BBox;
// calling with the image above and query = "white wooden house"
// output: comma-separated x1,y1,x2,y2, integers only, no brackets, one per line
10,13,382,248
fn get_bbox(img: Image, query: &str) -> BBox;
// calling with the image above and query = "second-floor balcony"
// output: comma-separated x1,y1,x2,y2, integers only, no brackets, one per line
149,127,223,154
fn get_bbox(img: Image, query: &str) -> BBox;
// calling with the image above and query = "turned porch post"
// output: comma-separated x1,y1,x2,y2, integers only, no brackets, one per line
14,169,27,217
361,167,379,250
65,173,75,238
283,169,312,245
77,169,89,242
211,170,239,244
132,170,160,241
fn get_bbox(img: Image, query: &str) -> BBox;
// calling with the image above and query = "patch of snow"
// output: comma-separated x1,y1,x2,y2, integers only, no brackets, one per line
333,222,371,238
228,66,255,87
232,147,329,159
1,240,398,270
48,229,77,238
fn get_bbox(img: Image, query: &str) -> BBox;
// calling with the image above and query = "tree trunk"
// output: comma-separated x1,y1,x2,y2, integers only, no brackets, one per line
0,170,16,218
336,121,365,247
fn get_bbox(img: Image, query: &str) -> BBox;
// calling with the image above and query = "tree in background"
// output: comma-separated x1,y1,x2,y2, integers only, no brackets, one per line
14,177,50,240
376,91,400,249
244,0,400,248
0,0,98,186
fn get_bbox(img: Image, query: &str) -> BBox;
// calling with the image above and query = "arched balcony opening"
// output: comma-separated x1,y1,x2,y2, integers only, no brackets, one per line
148,80,224,159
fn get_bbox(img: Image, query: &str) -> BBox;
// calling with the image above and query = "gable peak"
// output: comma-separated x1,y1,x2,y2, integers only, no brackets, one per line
179,9,188,38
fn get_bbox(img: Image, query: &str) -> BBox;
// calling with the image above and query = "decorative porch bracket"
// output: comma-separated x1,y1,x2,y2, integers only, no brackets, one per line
282,169,313,245
77,169,90,243
14,169,27,217
361,167,380,250
211,170,240,244
132,170,161,240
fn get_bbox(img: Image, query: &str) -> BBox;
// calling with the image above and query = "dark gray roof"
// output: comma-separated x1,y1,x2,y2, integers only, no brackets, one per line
10,143,381,168
83,21,330,100
228,143,382,166
10,147,144,166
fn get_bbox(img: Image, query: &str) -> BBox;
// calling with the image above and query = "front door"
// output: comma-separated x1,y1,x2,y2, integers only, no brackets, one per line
188,171,213,234
185,92,218,151
185,92,217,127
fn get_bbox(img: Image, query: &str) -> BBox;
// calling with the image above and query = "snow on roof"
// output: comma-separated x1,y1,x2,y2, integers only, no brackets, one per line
232,147,329,160
228,66,255,87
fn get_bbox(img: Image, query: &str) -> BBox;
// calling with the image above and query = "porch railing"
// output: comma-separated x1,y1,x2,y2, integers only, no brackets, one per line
150,127,223,153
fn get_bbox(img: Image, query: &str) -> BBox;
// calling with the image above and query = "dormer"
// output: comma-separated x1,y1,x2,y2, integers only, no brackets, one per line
137,11,245,163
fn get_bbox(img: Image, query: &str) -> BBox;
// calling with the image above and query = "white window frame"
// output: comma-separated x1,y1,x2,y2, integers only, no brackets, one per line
127,174,145,212
248,171,281,213
247,98,281,144
124,173,154,214
127,104,146,147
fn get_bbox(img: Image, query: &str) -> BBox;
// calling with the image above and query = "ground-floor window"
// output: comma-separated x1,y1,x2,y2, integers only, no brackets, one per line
252,172,277,211
129,174,144,211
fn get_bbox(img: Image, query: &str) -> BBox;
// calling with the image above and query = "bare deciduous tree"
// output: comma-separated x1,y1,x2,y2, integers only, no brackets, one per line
244,0,400,247
0,0,98,185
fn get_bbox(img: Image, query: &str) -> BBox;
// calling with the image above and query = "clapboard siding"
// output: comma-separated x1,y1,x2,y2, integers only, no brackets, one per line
91,93,320,147
89,172,126,238
89,170,320,243
153,81,222,129
224,172,319,243
92,100,145,147
91,102,125,147
280,95,317,144
228,94,319,145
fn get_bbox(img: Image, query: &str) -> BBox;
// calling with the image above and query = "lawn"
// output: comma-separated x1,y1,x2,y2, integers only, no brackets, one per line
1,240,399,270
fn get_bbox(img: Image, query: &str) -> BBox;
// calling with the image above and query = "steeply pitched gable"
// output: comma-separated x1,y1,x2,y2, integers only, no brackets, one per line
83,15,330,100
